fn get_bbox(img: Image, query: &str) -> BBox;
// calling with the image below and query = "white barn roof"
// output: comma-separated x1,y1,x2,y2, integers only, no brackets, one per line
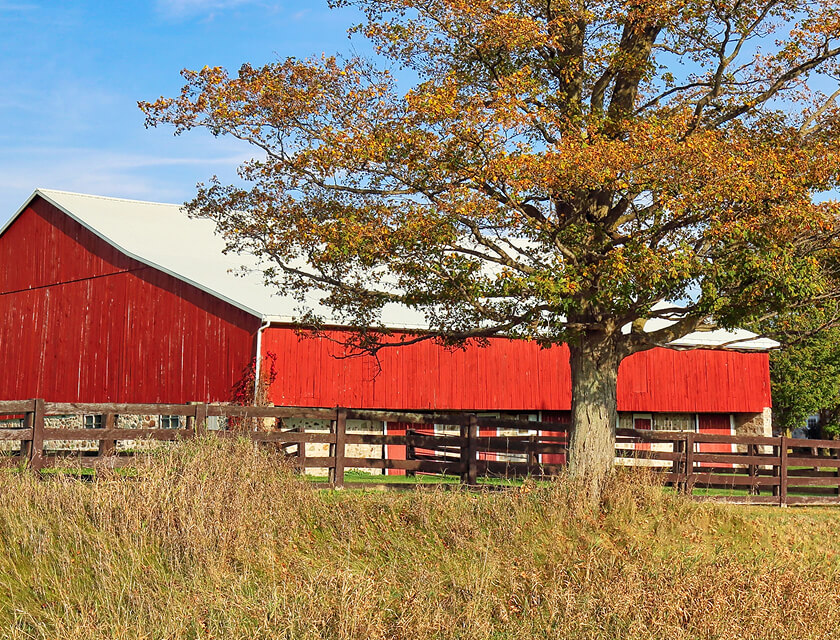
3,188,777,350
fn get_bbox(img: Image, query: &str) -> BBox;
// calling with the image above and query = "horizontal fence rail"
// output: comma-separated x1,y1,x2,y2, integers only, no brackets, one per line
0,400,838,505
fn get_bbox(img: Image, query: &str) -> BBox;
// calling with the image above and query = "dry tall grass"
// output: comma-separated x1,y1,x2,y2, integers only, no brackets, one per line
0,438,838,639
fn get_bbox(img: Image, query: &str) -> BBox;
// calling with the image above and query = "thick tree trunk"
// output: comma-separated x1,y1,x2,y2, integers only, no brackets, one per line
567,338,620,504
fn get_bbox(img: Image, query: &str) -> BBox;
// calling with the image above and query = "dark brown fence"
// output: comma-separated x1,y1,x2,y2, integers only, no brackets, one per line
0,399,838,505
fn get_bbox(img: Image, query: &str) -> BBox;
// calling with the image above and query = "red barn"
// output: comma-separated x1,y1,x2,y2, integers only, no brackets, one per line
0,189,774,454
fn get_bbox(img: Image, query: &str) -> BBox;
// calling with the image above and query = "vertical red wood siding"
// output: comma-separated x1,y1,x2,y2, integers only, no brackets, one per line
384,422,407,476
264,327,571,410
617,349,772,414
0,198,261,403
540,411,570,465
634,416,653,451
697,413,735,466
263,327,772,412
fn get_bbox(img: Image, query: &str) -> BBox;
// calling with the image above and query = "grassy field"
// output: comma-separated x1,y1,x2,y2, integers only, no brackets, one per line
1,439,839,639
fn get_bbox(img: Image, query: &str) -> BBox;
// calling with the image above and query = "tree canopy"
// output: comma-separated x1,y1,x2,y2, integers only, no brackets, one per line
771,332,840,436
768,305,840,436
142,0,840,497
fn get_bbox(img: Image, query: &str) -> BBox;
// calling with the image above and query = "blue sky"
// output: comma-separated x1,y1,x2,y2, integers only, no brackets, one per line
0,0,368,224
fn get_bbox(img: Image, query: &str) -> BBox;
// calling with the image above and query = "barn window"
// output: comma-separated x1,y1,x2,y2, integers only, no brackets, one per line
83,415,103,429
632,414,653,430
159,415,182,429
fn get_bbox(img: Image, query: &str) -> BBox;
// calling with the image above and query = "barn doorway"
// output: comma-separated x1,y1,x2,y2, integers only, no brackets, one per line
633,413,653,451
697,413,734,467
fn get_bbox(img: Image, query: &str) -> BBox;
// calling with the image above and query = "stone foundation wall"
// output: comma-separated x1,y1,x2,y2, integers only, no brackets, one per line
43,415,187,454
734,408,772,437
733,407,773,455
0,418,22,454
0,415,192,455
0,413,384,472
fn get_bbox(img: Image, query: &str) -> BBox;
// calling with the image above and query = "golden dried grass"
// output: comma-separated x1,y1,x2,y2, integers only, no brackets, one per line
0,438,837,639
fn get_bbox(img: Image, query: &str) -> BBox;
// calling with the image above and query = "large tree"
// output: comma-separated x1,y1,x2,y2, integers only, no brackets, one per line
142,0,840,499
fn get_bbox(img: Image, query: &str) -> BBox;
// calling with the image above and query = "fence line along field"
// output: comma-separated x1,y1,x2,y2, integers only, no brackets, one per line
1,399,838,506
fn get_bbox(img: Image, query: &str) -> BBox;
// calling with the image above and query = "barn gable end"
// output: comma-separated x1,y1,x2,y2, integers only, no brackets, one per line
0,195,261,403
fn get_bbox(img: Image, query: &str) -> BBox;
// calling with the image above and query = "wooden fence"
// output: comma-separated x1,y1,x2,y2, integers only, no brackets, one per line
1,400,839,505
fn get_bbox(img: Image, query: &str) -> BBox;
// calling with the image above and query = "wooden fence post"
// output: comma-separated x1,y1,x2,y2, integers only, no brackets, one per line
282,421,308,472
671,435,684,492
527,434,537,471
779,435,788,507
29,398,45,474
406,429,416,478
461,414,478,485
748,443,758,496
469,414,478,484
20,404,33,463
683,432,695,495
332,407,347,489
834,448,840,497
194,403,208,436
98,413,116,456
298,434,307,472
328,419,336,483
459,422,468,484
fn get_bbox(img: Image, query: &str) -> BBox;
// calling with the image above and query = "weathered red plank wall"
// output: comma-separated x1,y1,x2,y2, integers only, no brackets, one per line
0,197,260,403
264,327,772,413
697,413,735,465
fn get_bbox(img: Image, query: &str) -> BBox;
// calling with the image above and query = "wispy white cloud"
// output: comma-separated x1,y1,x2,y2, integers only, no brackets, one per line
0,145,256,226
2,147,252,169
0,3,39,11
155,0,280,19
0,82,125,145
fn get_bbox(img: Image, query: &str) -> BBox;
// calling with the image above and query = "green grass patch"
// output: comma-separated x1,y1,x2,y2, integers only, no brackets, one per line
304,471,535,487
